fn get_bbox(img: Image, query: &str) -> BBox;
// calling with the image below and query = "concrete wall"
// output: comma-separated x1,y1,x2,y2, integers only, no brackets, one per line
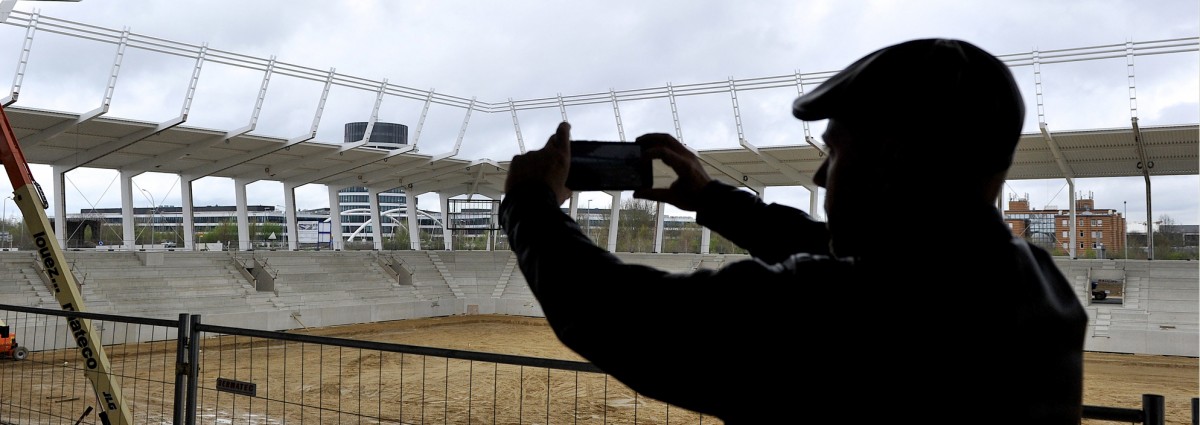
1055,258,1198,356
2,252,1193,357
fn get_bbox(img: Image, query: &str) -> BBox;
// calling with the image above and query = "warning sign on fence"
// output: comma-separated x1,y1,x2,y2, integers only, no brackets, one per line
216,377,257,397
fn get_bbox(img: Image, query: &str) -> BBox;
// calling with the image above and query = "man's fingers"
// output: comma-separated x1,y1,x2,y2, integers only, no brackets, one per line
550,121,571,150
635,133,686,154
644,146,692,170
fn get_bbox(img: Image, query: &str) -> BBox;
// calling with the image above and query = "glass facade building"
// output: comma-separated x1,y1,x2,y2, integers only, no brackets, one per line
339,122,410,240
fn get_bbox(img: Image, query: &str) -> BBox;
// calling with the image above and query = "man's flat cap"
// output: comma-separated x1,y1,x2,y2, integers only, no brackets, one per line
793,38,1026,173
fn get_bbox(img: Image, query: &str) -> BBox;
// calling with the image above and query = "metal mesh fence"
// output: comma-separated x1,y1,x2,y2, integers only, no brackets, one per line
4,303,1182,424
0,306,183,424
189,321,712,424
0,305,716,424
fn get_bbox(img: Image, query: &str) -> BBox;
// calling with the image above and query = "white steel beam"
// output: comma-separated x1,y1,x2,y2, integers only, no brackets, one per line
359,79,389,146
2,10,36,106
183,67,335,179
248,142,365,181
21,27,128,147
610,88,626,141
284,144,417,187
323,154,430,188
411,88,435,147
509,98,526,153
739,140,809,184
147,56,275,168
795,70,826,155
396,179,467,196
438,97,476,161
557,92,568,122
1131,117,1156,259
397,160,487,189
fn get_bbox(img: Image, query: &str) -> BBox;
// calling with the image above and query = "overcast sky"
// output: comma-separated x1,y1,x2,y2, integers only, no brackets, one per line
0,0,1196,233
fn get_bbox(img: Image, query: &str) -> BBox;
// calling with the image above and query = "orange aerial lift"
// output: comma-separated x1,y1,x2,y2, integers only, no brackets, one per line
0,106,131,423
0,318,29,360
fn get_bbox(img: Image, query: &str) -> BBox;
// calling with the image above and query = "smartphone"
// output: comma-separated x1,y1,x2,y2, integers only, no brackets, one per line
566,140,651,191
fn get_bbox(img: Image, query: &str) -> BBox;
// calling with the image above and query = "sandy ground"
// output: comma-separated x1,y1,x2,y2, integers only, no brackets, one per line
297,316,1200,425
2,315,1197,424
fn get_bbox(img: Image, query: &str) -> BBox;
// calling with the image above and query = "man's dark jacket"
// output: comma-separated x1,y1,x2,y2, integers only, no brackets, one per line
500,180,1088,424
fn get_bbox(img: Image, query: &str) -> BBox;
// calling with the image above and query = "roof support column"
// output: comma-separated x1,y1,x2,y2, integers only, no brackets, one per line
51,165,67,248
407,192,421,250
1069,186,1077,258
326,185,343,250
488,198,500,252
653,202,665,253
284,184,298,251
606,191,620,252
119,169,136,250
568,192,578,220
233,178,250,251
368,187,383,250
180,175,194,251
804,184,822,221
438,192,452,251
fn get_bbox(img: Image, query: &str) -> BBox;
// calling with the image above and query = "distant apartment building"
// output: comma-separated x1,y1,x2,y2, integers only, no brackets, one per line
1004,194,1126,256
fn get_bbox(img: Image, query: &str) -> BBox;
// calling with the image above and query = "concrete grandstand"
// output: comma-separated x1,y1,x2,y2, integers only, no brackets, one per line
0,8,1194,360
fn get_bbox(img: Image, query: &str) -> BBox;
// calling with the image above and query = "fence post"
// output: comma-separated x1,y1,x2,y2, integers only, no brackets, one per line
1143,394,1164,425
186,314,202,425
173,313,190,424
1192,397,1198,425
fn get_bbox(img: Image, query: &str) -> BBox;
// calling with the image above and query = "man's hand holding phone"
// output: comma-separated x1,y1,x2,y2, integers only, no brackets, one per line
505,121,573,205
505,123,712,212
633,133,713,212
566,140,652,192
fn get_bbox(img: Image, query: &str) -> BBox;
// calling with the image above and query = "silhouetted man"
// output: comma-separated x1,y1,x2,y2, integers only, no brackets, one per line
501,38,1087,424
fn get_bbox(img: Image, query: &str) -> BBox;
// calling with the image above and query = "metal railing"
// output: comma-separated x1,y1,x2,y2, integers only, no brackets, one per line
0,303,1189,424
0,304,716,424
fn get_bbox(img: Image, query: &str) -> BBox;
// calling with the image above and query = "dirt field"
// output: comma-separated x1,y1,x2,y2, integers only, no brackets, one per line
297,315,1200,425
2,315,1197,424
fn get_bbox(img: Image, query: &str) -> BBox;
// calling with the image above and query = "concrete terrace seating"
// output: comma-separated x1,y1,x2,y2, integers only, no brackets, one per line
0,252,55,308
63,251,259,318
389,251,458,301
2,250,1191,356
430,251,516,299
245,251,411,308
614,252,706,273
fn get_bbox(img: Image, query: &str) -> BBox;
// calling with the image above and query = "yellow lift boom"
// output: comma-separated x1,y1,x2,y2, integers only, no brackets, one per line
0,106,132,423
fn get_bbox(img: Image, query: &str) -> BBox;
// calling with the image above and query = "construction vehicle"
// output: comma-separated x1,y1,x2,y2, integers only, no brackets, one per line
0,318,29,360
0,94,131,424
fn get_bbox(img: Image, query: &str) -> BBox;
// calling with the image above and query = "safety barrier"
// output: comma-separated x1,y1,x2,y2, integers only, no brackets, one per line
0,303,1191,424
0,304,711,424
